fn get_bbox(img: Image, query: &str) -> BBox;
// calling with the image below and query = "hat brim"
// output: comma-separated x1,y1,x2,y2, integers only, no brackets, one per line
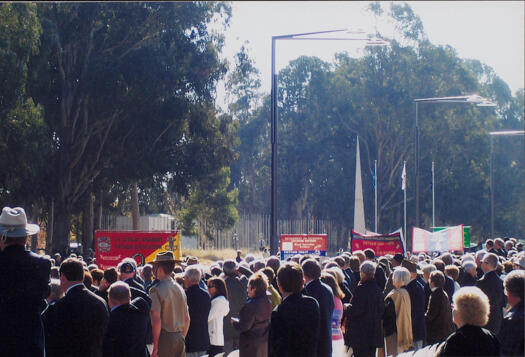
152,259,182,264
0,223,40,237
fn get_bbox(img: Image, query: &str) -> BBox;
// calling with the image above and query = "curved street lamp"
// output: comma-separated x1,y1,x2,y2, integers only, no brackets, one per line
270,29,389,255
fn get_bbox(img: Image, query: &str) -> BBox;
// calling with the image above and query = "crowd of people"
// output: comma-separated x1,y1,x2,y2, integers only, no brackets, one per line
0,206,524,357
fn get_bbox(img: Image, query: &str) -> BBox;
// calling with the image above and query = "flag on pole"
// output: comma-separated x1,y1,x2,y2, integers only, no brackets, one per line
401,162,406,191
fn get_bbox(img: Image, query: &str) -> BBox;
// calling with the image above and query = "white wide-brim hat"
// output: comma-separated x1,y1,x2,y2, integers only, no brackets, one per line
0,207,40,237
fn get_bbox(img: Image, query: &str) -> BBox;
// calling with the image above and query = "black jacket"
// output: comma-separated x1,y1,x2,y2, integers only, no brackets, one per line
406,278,426,342
444,275,455,303
476,270,506,334
102,297,149,357
0,245,50,357
344,279,384,349
439,324,500,356
43,284,109,357
498,300,524,357
304,279,334,357
269,293,320,357
185,284,211,352
459,272,477,287
375,264,387,291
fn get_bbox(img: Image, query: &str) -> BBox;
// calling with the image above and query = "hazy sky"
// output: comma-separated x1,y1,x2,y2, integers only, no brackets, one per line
215,1,524,109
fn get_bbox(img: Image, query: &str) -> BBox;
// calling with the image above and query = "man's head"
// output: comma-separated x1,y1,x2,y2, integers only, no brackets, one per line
363,248,376,261
353,250,366,264
494,238,505,250
429,270,445,289
141,264,153,282
222,259,238,276
301,259,321,281
481,253,498,273
504,270,525,307
359,261,376,282
266,256,281,273
108,281,131,309
184,265,201,288
462,261,477,277
391,253,404,268
401,259,419,280
485,239,494,250
118,258,137,281
59,258,85,293
0,207,40,249
151,251,177,278
475,250,486,267
440,252,453,266
505,240,514,251
276,262,304,295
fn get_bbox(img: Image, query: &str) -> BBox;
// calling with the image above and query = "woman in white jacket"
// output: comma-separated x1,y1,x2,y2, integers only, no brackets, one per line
207,276,230,357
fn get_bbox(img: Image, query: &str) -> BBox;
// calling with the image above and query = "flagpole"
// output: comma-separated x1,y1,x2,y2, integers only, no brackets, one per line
374,160,377,232
402,160,407,249
432,161,435,229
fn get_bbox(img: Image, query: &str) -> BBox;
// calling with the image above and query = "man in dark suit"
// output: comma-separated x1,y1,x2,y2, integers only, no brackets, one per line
364,248,387,290
459,261,478,287
302,258,334,357
402,260,427,349
119,258,145,291
43,257,109,357
184,265,211,357
499,270,524,356
269,262,320,357
344,261,384,357
103,281,149,357
0,207,50,357
476,252,506,335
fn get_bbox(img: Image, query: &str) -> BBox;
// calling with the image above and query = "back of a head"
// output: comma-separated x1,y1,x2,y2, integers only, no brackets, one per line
440,252,453,266
261,266,275,283
430,270,445,289
249,272,269,297
485,239,494,248
223,259,238,276
277,262,304,294
108,281,131,304
504,269,525,300
266,256,281,273
184,265,201,284
484,252,499,269
453,286,489,327
60,258,85,282
253,260,266,272
302,258,321,280
360,261,377,280
349,256,361,272
104,267,119,285
445,265,459,281
432,259,445,272
393,267,411,287
142,264,153,280
364,248,376,260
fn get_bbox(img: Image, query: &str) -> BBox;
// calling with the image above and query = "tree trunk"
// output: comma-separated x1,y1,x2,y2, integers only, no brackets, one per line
82,193,94,252
131,183,139,230
51,200,73,256
46,199,54,253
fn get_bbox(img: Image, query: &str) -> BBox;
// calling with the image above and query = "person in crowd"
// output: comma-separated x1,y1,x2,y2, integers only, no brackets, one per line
232,272,272,357
103,281,149,357
432,259,454,303
475,250,486,278
320,272,345,357
222,259,248,355
493,238,508,258
43,257,109,357
364,248,387,290
84,269,98,293
302,258,335,357
485,239,495,252
207,277,230,357
269,262,320,357
0,207,51,357
348,255,361,294
425,270,455,345
149,251,189,357
265,255,282,291
46,278,63,306
438,287,500,356
476,252,506,334
252,259,266,273
92,268,104,289
140,264,154,291
444,265,460,294
118,258,145,291
326,265,352,304
261,267,282,309
343,261,384,357
402,260,426,350
382,267,413,356
184,265,211,357
97,267,119,304
235,250,243,263
459,261,477,287
384,253,404,296
505,240,514,252
498,270,524,356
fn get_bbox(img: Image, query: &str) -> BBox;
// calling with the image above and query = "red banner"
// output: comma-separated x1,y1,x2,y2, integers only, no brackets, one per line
350,230,404,256
280,234,327,260
95,230,180,270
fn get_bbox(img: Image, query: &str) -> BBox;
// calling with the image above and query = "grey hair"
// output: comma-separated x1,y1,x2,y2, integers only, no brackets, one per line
393,267,411,287
422,264,437,278
360,261,376,277
223,259,238,275
184,265,201,284
462,261,477,272
245,254,256,264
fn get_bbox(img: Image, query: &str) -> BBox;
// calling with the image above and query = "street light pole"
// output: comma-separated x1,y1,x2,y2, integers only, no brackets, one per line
489,130,524,239
270,30,388,255
413,95,496,233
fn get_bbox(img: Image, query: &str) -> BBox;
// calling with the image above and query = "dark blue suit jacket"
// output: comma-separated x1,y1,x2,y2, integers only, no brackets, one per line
0,245,50,357
102,297,149,357
406,278,426,341
43,284,109,357
185,284,211,352
476,270,506,335
304,279,334,357
269,293,320,357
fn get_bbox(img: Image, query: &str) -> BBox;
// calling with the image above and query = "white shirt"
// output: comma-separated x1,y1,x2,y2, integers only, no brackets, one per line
208,295,230,346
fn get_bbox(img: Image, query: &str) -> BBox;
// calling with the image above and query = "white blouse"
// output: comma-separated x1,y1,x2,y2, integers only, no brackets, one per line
208,295,230,346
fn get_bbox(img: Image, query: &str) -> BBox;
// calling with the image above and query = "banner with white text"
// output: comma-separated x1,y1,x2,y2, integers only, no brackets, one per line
350,230,405,256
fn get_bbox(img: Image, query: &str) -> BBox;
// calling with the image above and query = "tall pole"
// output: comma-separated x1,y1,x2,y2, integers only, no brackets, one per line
270,37,278,255
415,102,420,229
490,135,494,239
432,161,435,228
403,160,407,249
374,160,377,232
